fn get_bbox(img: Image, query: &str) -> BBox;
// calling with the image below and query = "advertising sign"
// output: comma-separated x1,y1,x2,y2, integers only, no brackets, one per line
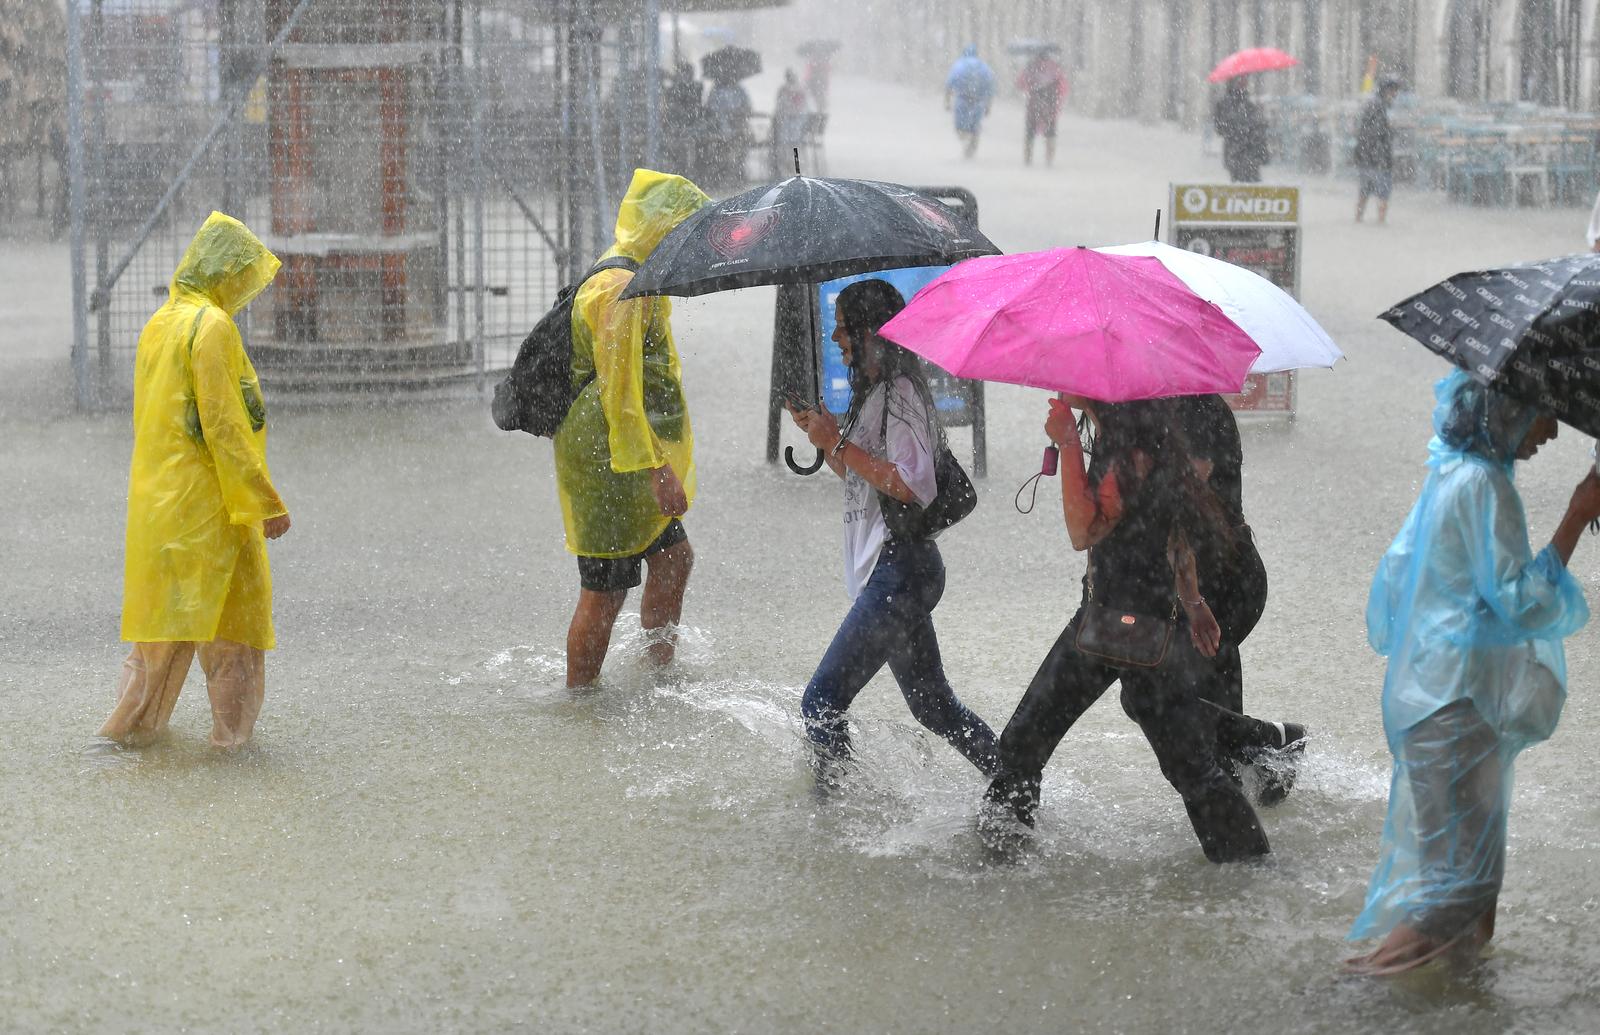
814,265,987,473
1169,183,1302,415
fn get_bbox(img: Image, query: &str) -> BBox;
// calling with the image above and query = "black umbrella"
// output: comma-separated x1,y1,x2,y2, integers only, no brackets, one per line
622,174,1000,473
1381,253,1600,437
622,176,998,299
702,45,761,83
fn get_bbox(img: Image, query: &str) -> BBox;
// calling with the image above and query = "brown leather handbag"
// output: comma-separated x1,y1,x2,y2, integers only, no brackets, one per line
1073,570,1177,669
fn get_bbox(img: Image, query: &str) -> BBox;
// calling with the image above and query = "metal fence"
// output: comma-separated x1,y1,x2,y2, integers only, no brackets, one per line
66,0,662,408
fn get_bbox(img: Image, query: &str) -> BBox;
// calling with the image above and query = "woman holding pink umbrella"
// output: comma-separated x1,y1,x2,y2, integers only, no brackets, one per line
878,246,1304,860
979,394,1272,862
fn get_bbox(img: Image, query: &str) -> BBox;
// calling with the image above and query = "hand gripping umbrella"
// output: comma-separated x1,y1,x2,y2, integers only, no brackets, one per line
621,171,1001,472
1381,253,1600,438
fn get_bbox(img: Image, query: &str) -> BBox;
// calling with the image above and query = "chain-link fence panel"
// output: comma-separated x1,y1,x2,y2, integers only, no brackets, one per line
67,0,659,408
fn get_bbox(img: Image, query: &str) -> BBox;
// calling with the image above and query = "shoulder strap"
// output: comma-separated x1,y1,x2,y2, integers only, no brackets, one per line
185,305,212,359
581,256,641,287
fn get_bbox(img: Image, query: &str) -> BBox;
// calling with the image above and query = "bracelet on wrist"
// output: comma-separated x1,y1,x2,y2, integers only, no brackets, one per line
1180,594,1205,607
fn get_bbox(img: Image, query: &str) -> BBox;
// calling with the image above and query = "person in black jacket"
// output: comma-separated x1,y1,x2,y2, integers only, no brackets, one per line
1169,395,1306,806
1356,77,1402,223
982,396,1273,863
1212,79,1268,183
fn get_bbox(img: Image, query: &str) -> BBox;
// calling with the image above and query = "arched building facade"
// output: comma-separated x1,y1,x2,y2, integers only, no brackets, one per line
789,0,1600,125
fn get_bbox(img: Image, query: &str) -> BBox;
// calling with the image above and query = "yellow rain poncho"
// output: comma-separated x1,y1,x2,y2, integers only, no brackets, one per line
555,169,710,558
121,211,285,650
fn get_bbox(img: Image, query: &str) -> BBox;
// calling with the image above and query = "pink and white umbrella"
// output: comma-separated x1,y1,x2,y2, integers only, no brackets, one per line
877,247,1261,402
1097,240,1342,373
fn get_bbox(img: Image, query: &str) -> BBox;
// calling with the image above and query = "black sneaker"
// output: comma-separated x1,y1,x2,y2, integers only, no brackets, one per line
1247,723,1307,808
976,796,1034,859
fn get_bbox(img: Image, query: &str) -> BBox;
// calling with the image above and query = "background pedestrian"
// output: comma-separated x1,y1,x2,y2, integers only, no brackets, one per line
1355,77,1402,223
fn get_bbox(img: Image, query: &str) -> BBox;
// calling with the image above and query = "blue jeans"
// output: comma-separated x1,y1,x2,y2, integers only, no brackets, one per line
802,540,999,775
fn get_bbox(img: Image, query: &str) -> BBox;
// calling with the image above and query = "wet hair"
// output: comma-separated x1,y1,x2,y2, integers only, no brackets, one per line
834,278,942,447
1085,398,1235,551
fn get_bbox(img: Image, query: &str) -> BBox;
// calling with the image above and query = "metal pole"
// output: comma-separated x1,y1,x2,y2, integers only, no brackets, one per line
432,1,450,333
582,21,609,258
552,12,569,284
644,0,662,168
91,0,109,382
564,6,584,282
1165,0,1185,122
470,0,486,388
219,0,246,341
452,0,467,354
1302,0,1322,95
67,0,90,409
220,0,238,215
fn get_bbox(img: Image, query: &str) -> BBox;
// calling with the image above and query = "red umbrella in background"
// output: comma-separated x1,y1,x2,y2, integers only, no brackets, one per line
1207,47,1298,82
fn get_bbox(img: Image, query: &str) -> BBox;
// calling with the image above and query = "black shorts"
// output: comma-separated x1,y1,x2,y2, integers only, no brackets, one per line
576,520,687,593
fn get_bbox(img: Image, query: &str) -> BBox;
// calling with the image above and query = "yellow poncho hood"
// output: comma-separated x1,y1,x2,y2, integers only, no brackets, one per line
609,169,711,263
171,211,282,315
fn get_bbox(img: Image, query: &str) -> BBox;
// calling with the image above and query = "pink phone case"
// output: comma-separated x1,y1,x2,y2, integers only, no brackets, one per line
1041,445,1059,476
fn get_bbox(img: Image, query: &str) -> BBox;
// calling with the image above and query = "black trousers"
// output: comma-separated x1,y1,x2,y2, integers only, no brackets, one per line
1203,530,1268,709
987,613,1271,863
1191,531,1287,761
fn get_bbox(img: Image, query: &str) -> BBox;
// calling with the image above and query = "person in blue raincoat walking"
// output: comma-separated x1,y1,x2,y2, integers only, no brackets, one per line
944,45,995,159
1345,372,1600,975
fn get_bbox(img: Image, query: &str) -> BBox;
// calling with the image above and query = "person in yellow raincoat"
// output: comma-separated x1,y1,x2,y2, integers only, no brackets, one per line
555,169,709,686
100,211,291,748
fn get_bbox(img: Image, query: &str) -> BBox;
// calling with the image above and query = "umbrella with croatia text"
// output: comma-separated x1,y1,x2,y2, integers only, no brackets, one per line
1380,253,1600,438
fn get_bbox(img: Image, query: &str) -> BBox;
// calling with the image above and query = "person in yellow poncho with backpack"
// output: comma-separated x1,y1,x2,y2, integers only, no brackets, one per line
100,211,291,748
555,170,710,687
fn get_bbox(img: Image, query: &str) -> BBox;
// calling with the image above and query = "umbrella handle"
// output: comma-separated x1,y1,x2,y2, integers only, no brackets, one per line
785,445,825,475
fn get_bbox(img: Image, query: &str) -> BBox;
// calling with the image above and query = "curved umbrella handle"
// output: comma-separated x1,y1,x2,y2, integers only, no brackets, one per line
785,445,825,475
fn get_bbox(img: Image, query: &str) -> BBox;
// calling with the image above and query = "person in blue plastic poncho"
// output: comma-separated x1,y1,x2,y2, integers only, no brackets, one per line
944,45,995,159
1345,372,1600,975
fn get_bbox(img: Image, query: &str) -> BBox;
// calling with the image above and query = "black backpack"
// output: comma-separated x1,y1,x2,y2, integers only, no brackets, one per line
491,257,641,436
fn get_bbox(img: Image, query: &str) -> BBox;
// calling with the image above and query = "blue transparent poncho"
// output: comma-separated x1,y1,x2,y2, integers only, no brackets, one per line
1350,372,1589,943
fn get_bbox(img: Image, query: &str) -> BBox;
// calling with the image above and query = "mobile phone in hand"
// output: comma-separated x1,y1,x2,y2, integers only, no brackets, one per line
1041,445,1059,476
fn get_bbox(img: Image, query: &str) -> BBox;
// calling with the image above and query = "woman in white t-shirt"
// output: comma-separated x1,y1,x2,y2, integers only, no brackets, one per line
787,279,999,779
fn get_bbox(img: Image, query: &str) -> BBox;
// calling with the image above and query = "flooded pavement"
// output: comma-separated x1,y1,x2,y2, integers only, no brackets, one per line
5,75,1600,1033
